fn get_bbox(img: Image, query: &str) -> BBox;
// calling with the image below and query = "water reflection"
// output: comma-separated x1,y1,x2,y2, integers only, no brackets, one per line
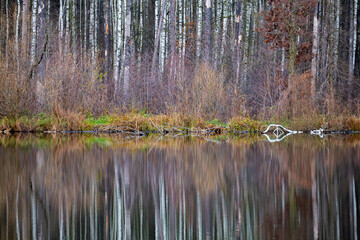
0,133,360,239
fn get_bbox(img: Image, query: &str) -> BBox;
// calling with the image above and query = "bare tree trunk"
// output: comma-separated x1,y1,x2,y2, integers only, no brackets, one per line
65,0,70,54
348,0,357,100
235,0,243,85
169,0,176,86
22,0,29,60
84,0,87,58
15,0,21,74
143,0,155,54
71,0,77,56
59,0,64,56
90,0,95,62
124,0,132,97
150,0,167,81
30,0,38,81
5,0,9,68
105,0,112,101
114,0,124,95
311,1,319,101
355,0,360,85
197,0,203,60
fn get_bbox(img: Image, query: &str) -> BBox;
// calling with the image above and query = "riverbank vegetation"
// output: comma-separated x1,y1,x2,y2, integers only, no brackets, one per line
1,111,360,133
0,0,360,131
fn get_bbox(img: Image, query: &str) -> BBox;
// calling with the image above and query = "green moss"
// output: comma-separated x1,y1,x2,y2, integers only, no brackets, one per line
85,115,111,126
35,113,54,131
207,119,228,127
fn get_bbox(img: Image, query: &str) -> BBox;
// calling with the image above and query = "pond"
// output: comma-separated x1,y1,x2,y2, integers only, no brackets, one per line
0,133,360,240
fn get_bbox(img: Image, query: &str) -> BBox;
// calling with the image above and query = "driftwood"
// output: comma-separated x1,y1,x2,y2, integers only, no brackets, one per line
261,124,302,142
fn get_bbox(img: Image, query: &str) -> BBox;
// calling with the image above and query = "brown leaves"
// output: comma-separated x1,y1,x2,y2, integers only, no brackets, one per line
258,0,317,65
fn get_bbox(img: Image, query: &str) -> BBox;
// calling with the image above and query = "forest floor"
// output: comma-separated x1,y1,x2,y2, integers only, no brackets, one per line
1,112,360,134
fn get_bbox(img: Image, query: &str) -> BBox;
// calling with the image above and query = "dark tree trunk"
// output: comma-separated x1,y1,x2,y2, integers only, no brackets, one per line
143,0,156,55
339,0,351,73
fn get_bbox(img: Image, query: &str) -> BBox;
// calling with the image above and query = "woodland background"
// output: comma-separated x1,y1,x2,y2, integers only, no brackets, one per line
0,0,360,120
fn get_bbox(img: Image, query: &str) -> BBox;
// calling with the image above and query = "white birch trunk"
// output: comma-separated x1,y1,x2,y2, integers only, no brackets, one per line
159,1,168,72
114,0,123,94
235,0,243,85
65,0,70,53
151,0,167,80
124,0,132,95
349,0,358,98
181,0,186,67
59,0,64,56
21,0,29,60
311,1,319,100
5,0,9,68
79,0,83,59
30,0,38,65
15,0,21,73
94,0,98,55
214,0,222,66
84,0,87,56
155,0,159,37
197,0,203,59
90,0,95,61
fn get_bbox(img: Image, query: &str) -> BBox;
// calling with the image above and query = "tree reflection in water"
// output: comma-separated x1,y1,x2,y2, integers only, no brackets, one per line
0,133,360,239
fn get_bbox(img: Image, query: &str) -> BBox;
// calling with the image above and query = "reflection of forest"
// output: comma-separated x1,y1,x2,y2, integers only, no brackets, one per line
0,134,360,239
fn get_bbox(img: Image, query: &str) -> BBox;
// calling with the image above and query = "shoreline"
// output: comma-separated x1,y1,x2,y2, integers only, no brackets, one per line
1,113,360,134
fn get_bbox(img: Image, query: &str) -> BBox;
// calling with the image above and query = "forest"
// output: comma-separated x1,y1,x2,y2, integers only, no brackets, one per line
0,0,360,129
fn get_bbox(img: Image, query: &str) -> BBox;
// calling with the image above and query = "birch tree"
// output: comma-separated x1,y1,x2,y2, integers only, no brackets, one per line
151,0,167,80
30,0,38,65
15,0,21,73
124,0,132,96
355,0,360,83
59,0,64,55
235,0,243,85
311,1,319,100
114,0,123,94
169,0,176,83
5,0,9,68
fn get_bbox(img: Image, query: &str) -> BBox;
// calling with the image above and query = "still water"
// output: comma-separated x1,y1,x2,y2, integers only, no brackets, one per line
0,133,360,240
